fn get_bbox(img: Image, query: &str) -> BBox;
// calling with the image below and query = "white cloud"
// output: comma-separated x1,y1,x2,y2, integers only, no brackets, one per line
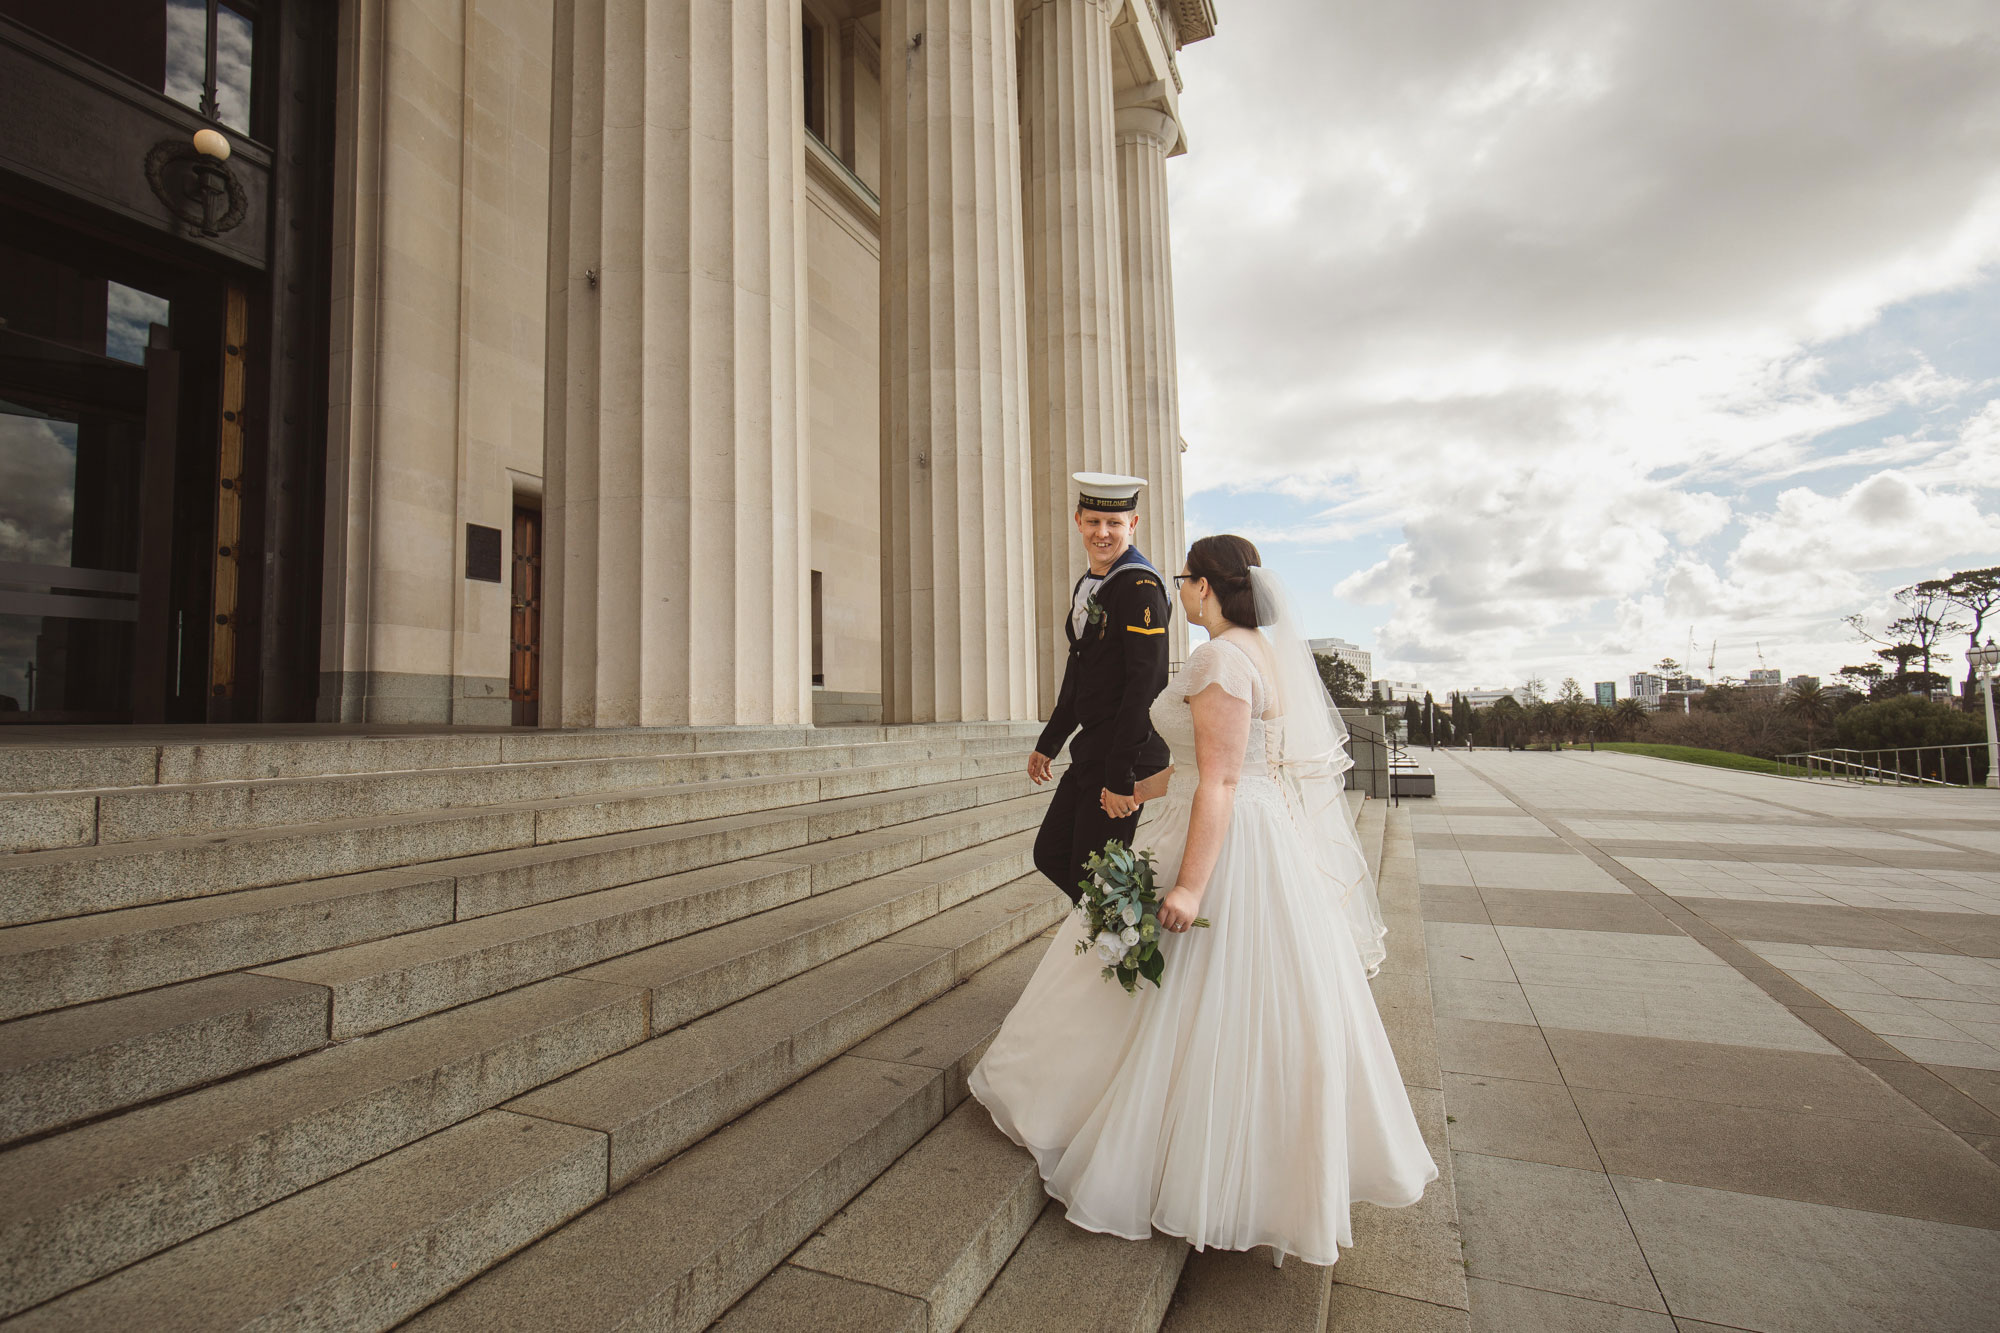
1170,0,2000,691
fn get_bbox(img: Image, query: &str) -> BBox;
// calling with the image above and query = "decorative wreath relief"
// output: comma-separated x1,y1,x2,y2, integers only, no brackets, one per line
1074,840,1209,993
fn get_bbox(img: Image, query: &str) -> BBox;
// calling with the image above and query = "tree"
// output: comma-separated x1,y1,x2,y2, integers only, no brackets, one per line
1314,653,1366,707
1557,677,1587,705
1847,585,1967,697
1835,663,1893,700
1654,658,1682,679
1613,696,1650,739
1451,692,1473,742
1779,680,1835,751
1916,566,2000,707
1521,676,1546,705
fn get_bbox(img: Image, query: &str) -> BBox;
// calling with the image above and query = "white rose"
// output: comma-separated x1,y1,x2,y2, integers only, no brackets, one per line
1093,932,1128,964
1120,904,1139,926
1119,926,1141,948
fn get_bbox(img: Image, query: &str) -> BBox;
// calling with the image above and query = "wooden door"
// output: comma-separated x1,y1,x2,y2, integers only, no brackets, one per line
510,505,541,726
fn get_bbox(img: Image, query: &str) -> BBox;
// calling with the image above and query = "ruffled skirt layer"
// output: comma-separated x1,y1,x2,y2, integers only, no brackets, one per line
968,781,1437,1265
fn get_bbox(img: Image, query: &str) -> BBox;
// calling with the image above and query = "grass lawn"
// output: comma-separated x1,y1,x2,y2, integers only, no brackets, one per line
1591,742,1811,778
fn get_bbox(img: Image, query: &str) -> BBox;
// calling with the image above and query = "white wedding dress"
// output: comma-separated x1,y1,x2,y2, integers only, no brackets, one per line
968,637,1437,1265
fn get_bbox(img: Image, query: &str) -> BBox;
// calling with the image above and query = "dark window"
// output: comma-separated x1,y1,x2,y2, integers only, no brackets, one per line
466,524,503,583
801,16,825,140
0,0,259,135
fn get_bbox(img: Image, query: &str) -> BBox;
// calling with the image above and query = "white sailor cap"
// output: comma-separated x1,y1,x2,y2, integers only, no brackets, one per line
1074,471,1147,514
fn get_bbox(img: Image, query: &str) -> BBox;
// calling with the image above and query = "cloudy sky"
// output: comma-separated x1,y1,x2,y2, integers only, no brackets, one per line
1167,0,2000,697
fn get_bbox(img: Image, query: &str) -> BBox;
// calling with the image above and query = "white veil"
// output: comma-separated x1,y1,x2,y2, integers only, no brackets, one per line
1250,566,1389,975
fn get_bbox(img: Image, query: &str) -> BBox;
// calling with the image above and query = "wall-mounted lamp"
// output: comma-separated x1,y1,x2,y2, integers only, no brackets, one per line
146,127,248,238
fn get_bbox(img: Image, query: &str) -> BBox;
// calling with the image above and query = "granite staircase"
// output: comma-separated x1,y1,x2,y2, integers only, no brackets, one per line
0,728,1396,1332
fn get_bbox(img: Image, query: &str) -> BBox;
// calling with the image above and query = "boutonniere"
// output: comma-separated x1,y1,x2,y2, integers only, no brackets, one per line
1086,594,1106,627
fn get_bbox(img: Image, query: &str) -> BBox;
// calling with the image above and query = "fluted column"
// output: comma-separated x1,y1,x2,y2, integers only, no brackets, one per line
541,0,809,727
879,0,1039,722
1115,105,1184,660
1019,0,1129,714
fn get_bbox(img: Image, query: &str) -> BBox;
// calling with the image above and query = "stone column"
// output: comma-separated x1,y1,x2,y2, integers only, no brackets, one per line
878,0,1040,722
1019,0,1129,715
1115,105,1184,656
541,0,810,727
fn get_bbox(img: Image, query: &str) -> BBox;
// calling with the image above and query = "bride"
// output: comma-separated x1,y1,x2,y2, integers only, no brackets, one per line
968,535,1437,1266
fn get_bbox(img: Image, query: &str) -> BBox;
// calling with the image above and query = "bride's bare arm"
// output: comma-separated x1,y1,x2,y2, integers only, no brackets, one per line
1158,684,1251,931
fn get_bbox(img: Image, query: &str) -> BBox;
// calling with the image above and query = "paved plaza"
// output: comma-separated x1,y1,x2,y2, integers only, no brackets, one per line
1417,749,2000,1333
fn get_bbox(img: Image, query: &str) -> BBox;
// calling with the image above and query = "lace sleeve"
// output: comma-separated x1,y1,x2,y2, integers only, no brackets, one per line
1180,641,1257,705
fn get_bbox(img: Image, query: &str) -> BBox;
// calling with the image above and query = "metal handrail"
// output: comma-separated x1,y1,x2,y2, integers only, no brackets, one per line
1777,743,1991,788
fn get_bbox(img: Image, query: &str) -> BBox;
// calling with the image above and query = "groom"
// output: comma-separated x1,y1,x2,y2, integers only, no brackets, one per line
1029,472,1173,902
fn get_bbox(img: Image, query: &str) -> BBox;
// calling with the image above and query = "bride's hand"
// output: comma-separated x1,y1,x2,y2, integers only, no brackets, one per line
1158,884,1203,933
1133,766,1173,803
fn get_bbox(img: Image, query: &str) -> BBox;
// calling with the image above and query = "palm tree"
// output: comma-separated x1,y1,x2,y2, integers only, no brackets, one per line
1613,697,1650,739
1780,681,1835,751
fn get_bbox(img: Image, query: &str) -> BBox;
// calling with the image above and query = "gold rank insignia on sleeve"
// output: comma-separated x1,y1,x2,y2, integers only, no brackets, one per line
1126,602,1166,635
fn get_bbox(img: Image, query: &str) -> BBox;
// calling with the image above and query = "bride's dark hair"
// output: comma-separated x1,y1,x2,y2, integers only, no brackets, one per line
1185,534,1275,627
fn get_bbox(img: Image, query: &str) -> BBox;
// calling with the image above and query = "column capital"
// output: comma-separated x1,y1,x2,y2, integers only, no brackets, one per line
1115,105,1179,151
1016,0,1115,21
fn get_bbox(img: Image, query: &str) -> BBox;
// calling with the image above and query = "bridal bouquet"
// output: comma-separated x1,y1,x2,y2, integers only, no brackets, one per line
1074,839,1208,992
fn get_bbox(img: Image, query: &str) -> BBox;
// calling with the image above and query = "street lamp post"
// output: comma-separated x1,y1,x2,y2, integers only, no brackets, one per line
1970,637,2000,791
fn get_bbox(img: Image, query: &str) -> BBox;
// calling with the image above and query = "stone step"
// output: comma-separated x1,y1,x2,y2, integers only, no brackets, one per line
0,760,1040,928
0,976,647,1317
4,1110,606,1332
401,931,1053,1333
70,734,1023,848
574,835,1040,1034
510,875,1062,1190
255,825,1040,1042
1161,1250,1329,1333
0,864,458,1022
0,736,1033,863
0,792,1046,1024
0,720,1044,794
719,1099,1045,1333
959,1202,1189,1333
0,973,331,1148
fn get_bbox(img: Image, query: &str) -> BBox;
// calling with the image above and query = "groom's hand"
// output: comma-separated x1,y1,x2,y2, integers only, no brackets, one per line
1027,752,1054,785
1100,788,1140,818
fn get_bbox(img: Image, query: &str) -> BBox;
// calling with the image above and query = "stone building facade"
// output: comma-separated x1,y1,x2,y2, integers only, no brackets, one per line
322,0,1209,729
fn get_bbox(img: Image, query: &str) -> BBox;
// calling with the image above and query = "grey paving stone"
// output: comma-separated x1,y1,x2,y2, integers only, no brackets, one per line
959,1202,1187,1333
1454,1152,1665,1312
1436,1017,1563,1085
1613,1174,2000,1333
710,1265,926,1332
1322,1285,1472,1332
7,1111,605,1333
0,977,644,1317
1569,1085,2000,1228
0,972,329,1146
1467,1279,1675,1332
1431,975,1536,1026
1477,888,1669,934
1519,979,1835,1055
0,744,158,794
1540,1028,1931,1125
793,1099,1043,1332
405,1056,943,1333
1442,1073,1599,1171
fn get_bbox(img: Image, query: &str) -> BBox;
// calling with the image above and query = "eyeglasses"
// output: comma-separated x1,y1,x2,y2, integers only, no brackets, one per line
1173,575,1196,589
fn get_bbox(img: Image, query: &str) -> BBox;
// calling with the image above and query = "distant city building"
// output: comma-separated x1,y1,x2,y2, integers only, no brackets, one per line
1629,672,1666,709
1594,681,1616,707
1460,687,1525,710
1786,674,1819,692
1748,668,1782,688
1308,637,1373,682
1372,679,1426,702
